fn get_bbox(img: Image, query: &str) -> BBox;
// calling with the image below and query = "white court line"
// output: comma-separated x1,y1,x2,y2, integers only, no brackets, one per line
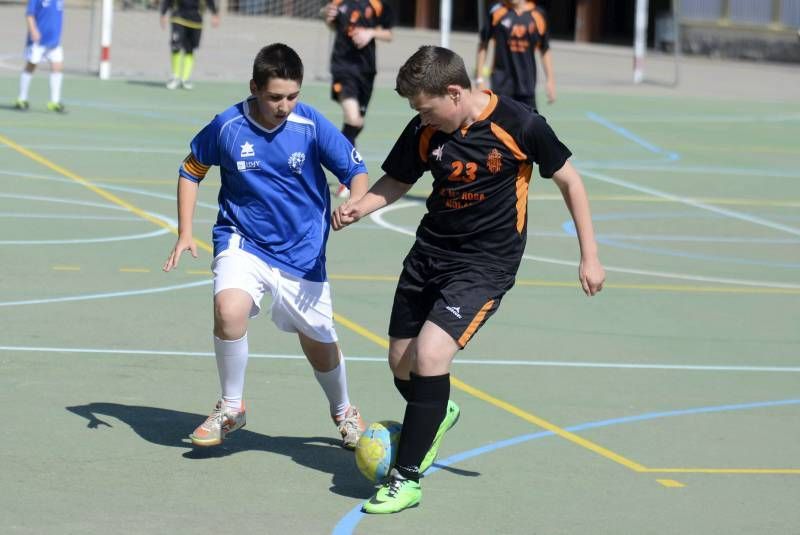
370,202,800,289
1,345,798,373
581,170,800,237
0,280,210,307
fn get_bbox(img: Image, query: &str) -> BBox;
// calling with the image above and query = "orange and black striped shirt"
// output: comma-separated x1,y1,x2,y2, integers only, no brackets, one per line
480,1,550,98
381,92,571,272
329,0,393,75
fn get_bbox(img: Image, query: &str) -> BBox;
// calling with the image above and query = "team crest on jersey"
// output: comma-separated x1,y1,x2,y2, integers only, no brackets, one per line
432,145,444,161
288,152,306,175
240,142,255,158
501,17,512,29
351,147,363,164
487,148,503,174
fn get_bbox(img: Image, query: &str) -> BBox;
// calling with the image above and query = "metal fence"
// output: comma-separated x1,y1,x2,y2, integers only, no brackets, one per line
681,0,800,27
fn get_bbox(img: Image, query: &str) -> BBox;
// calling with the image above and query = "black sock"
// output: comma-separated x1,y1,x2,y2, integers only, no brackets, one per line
341,123,363,146
394,372,450,481
393,376,411,401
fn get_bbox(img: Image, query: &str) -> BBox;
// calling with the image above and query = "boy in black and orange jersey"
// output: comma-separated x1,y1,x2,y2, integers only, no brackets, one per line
159,0,219,90
323,0,393,197
476,0,555,111
332,45,604,514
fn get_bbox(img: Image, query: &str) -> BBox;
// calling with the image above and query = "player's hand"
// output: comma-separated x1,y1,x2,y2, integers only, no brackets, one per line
210,14,220,28
160,15,167,29
578,256,605,296
31,27,41,43
332,200,363,231
351,27,374,49
546,79,557,104
324,3,337,24
163,235,198,272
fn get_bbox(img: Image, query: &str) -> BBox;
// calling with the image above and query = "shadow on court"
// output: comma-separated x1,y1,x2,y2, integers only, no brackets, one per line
65,402,376,498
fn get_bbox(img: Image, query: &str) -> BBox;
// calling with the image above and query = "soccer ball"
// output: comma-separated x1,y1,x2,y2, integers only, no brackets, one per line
354,420,402,483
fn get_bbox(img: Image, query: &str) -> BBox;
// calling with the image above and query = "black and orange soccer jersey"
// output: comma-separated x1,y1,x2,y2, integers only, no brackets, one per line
159,0,217,28
329,0,393,76
480,1,550,99
382,92,571,273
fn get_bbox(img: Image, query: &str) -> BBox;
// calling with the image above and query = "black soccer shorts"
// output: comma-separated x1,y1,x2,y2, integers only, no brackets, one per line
170,23,202,54
330,70,376,117
388,247,516,348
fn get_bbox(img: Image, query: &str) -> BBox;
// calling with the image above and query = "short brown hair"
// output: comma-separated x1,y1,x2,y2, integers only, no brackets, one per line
252,43,304,89
395,46,471,98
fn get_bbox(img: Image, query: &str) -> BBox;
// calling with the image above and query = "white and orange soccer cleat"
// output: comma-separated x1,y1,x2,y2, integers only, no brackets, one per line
334,405,365,450
189,400,246,447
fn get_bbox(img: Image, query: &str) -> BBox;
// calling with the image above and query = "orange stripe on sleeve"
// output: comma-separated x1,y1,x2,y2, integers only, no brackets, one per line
490,122,527,161
532,11,547,35
182,154,210,180
458,299,496,347
515,163,533,233
492,6,508,26
369,0,383,17
418,126,435,163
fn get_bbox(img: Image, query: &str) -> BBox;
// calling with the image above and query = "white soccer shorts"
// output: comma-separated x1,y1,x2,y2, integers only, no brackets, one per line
212,248,338,343
25,44,64,65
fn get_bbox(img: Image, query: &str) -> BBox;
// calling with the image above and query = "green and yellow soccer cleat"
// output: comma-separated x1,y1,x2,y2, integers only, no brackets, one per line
14,99,29,111
46,101,66,113
362,470,421,514
419,399,460,474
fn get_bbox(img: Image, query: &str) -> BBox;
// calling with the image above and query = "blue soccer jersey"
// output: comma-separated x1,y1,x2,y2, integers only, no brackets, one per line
179,98,367,282
26,0,64,48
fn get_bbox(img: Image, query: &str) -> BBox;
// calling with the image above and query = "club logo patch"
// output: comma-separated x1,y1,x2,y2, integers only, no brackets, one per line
240,141,255,158
288,152,306,175
487,148,503,174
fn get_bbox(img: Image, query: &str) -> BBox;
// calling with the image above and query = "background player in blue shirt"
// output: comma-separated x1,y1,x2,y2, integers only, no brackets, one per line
15,0,66,112
162,43,369,450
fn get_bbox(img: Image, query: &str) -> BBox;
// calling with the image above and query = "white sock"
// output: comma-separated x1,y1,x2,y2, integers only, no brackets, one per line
314,353,351,418
19,71,32,101
49,72,63,103
214,334,248,411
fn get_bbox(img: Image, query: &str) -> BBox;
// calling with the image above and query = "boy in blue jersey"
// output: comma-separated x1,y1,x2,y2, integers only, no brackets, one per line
15,0,66,112
162,43,369,449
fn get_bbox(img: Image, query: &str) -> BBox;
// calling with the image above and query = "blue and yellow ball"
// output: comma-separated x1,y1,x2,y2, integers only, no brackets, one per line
354,420,402,483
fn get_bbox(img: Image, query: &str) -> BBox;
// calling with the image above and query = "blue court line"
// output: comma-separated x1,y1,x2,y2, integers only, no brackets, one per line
332,398,800,534
586,112,680,162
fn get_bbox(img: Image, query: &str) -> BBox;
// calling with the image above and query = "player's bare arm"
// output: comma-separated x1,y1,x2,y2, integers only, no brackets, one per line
351,26,393,49
551,161,605,296
332,174,412,231
541,49,556,104
163,174,199,272
26,15,40,42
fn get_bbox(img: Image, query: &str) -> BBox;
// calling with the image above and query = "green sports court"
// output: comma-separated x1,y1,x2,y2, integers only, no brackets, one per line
1,7,799,534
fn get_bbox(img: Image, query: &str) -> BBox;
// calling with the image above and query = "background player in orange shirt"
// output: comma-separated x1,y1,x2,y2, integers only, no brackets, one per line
323,0,393,197
476,0,556,111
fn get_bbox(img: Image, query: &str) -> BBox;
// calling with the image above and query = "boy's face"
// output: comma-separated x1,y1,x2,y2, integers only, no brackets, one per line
409,87,463,134
249,77,301,129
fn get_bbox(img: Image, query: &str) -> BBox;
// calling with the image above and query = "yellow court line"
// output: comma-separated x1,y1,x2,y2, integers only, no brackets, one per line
11,134,793,480
646,468,800,475
656,479,685,488
53,265,80,271
119,268,151,273
333,310,647,472
0,133,215,254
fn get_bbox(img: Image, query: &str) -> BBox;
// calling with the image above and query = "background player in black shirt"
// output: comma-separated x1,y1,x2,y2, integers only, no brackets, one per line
333,46,604,514
323,0,393,197
476,0,555,111
160,0,219,90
